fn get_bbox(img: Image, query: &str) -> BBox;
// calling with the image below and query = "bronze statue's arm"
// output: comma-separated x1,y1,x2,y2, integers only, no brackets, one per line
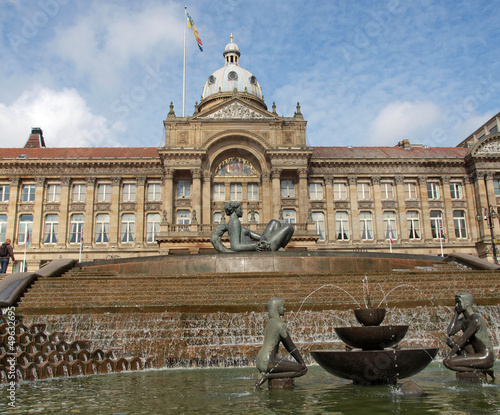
248,230,261,241
446,311,462,337
449,317,480,355
281,332,306,366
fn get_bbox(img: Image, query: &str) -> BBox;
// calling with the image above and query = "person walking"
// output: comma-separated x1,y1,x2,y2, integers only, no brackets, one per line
0,239,15,274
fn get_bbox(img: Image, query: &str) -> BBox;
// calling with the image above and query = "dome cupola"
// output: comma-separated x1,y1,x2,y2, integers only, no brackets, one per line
199,35,266,112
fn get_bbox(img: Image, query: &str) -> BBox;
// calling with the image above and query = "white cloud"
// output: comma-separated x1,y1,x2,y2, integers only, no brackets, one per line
50,1,184,90
369,101,443,145
0,86,119,147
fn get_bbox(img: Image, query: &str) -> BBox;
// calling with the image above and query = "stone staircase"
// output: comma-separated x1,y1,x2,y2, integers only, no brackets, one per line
12,259,499,369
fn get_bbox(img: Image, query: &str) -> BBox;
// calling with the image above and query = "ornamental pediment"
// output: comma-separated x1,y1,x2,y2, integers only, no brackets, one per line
199,101,274,120
468,133,500,157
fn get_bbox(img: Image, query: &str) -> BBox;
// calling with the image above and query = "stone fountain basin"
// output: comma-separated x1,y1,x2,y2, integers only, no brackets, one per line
334,325,409,350
311,348,439,385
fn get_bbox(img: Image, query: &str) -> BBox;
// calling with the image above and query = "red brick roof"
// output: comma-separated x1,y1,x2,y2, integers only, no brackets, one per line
0,147,160,160
0,146,468,161
312,146,468,159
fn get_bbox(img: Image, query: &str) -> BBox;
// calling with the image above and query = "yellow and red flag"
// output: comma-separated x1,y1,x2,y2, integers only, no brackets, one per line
187,12,203,52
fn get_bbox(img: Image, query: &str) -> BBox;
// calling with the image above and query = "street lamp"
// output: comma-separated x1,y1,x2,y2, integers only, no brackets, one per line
475,205,499,264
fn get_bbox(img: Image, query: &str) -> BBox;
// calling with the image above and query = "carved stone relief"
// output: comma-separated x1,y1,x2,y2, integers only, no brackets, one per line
281,198,298,206
94,203,111,211
382,200,398,209
120,202,137,212
145,202,162,211
69,203,86,212
358,201,374,209
202,102,273,120
405,200,421,209
334,201,350,209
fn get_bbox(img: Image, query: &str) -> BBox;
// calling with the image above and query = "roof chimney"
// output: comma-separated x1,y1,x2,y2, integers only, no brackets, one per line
24,127,46,148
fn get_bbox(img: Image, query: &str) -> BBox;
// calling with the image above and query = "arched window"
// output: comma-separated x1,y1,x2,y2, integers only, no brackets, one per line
44,214,59,244
121,214,135,243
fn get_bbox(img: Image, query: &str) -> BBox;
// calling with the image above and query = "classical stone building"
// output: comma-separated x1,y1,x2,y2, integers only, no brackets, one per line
1,38,500,271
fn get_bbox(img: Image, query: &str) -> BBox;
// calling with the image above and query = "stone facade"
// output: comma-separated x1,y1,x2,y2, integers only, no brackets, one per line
1,40,500,270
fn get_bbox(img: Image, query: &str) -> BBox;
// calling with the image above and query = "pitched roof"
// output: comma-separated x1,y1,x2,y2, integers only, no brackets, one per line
0,147,160,160
312,146,468,159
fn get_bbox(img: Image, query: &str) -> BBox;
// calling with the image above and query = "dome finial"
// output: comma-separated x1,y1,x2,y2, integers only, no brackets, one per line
230,33,233,42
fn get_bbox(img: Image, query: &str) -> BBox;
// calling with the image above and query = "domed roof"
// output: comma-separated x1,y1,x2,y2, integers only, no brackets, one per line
201,35,264,105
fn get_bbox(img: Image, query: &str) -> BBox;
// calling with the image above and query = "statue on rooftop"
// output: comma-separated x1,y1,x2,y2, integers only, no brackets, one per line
255,297,307,388
443,292,495,379
210,201,294,253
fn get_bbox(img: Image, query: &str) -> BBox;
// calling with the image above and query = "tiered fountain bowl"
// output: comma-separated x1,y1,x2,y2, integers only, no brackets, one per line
311,308,438,385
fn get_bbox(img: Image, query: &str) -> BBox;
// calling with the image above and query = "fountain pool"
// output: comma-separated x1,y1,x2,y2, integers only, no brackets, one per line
1,363,498,414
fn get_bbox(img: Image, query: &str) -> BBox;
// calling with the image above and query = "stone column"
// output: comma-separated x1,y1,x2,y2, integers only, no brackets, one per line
31,176,46,248
6,177,20,242
271,168,282,219
202,171,212,224
464,175,478,241
485,172,500,234
58,177,71,247
109,177,121,245
395,176,408,241
348,177,360,242
261,172,272,223
84,177,95,246
441,176,455,242
298,168,309,223
135,176,146,246
163,169,174,224
325,175,335,243
418,176,431,241
371,176,383,242
191,168,202,225
473,171,487,239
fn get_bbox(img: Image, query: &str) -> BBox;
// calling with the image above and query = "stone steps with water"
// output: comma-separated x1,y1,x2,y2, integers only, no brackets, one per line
12,258,500,370
0,315,154,383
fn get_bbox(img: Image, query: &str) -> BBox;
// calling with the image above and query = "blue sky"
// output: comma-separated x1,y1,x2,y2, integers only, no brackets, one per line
0,0,499,149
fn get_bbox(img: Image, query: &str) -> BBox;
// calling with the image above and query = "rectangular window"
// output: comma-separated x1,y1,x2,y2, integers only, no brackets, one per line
430,211,443,239
335,211,349,240
450,182,463,200
18,214,33,244
383,211,397,240
95,213,110,243
494,179,500,197
230,184,242,201
404,183,418,200
176,210,191,231
97,184,111,202
0,185,10,202
380,183,394,200
333,183,347,200
359,211,373,240
69,214,84,244
146,213,161,243
357,183,371,200
407,211,420,239
213,212,222,224
22,184,36,202
147,184,161,201
43,214,59,244
427,182,440,199
177,180,191,198
247,184,259,201
0,215,7,243
311,211,325,240
120,213,135,243
72,184,86,203
309,183,324,200
122,184,136,202
213,184,225,201
282,209,296,224
281,180,295,198
46,184,61,203
454,210,467,239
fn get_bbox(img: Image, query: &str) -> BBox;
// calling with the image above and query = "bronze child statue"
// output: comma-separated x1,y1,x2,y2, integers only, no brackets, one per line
443,292,495,379
255,297,307,388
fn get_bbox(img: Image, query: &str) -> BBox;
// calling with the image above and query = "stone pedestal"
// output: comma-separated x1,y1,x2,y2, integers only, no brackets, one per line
456,371,488,382
268,378,295,390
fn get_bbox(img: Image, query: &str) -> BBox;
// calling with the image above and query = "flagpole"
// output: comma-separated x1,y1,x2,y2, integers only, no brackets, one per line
183,5,187,117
